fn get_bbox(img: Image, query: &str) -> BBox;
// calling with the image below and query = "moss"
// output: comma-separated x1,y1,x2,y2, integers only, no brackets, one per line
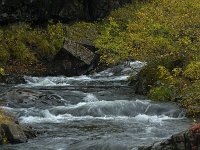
0,110,13,124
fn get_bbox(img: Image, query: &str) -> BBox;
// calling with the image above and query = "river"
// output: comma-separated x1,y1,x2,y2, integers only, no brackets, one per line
0,61,192,150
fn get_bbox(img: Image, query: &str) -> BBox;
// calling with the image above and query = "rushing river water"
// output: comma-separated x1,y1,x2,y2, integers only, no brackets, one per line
1,61,192,150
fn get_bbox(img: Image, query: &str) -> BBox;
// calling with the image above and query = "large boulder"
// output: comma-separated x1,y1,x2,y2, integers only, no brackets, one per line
1,123,27,144
0,0,132,24
0,122,37,144
50,39,99,76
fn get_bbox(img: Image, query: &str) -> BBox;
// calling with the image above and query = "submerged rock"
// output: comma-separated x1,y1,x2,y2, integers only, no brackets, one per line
1,89,66,108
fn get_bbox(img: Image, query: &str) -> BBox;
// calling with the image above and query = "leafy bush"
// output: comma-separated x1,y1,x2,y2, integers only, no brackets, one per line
96,0,200,64
148,86,172,101
184,61,200,80
66,22,98,44
181,80,200,117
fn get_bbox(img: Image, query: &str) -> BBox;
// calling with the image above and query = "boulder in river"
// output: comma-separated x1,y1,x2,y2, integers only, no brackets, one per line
0,112,37,145
0,123,27,144
0,122,37,144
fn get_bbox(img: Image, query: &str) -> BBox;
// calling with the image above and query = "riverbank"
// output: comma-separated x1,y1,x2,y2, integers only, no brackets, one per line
0,0,200,148
0,0,199,117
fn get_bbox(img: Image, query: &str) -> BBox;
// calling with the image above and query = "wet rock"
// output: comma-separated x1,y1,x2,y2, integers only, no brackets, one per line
21,125,38,139
139,125,200,150
0,74,25,84
0,122,37,145
1,123,27,144
1,89,66,108
0,0,132,25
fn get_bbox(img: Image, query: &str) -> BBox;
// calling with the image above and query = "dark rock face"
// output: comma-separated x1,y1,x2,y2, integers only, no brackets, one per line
139,125,200,150
0,0,132,24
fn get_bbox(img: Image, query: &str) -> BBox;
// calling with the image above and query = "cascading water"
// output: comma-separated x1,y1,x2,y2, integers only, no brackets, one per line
0,61,192,150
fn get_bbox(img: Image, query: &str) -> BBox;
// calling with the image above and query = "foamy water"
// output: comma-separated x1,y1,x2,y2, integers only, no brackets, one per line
1,61,191,150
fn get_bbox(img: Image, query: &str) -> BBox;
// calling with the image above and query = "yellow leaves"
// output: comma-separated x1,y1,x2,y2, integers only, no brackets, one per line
184,61,200,80
172,67,182,77
178,36,192,46
157,65,170,79
180,80,200,117
48,22,65,40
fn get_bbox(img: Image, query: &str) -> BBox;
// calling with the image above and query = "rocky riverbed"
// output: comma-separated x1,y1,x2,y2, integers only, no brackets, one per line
0,62,197,150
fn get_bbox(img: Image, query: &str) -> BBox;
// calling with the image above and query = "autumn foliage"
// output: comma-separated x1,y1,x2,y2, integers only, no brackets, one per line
95,0,200,117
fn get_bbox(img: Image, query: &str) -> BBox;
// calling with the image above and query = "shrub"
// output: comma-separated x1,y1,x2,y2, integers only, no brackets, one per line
181,80,200,117
66,22,98,44
148,86,172,101
184,61,200,80
96,0,200,65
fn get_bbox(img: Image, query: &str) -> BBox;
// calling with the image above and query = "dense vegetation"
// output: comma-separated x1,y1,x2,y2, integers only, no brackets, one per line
0,22,98,66
0,0,200,117
96,0,200,117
